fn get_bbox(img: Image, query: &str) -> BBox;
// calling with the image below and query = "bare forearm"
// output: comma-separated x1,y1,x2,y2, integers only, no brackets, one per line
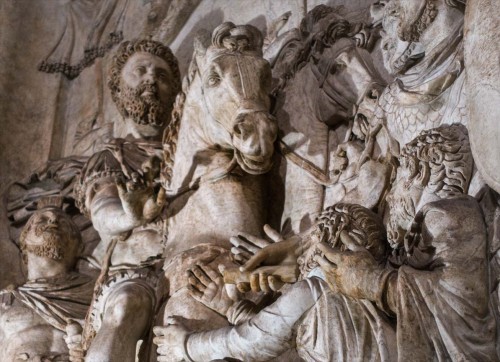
91,198,140,235
186,278,326,361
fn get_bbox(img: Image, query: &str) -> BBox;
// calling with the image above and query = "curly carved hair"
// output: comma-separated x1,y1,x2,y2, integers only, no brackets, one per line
400,123,472,198
108,39,181,115
299,203,387,275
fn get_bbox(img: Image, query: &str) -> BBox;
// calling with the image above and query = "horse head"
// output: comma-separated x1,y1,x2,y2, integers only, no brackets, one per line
190,22,278,175
270,9,386,127
307,22,386,127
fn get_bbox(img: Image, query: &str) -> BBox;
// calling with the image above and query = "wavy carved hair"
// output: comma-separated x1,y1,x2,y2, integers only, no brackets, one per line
400,124,473,198
316,203,387,262
273,6,355,93
299,203,387,276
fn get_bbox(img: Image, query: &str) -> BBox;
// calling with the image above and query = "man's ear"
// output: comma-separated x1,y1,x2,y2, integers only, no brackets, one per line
415,162,430,187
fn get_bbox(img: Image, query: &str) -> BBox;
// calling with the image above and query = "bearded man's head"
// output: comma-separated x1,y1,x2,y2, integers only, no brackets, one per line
108,39,181,132
19,208,82,267
386,123,472,248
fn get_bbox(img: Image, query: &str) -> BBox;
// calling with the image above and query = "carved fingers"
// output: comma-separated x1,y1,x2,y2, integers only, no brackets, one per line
64,321,84,362
153,317,190,362
339,230,371,253
222,264,295,293
263,224,285,243
230,230,271,264
187,264,236,316
229,224,284,264
115,172,166,224
241,238,299,272
314,241,384,300
247,271,284,293
143,187,167,221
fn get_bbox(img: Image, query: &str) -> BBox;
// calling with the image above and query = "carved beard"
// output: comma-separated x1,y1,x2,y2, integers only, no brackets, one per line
398,0,438,43
387,193,416,249
118,82,169,127
25,225,64,260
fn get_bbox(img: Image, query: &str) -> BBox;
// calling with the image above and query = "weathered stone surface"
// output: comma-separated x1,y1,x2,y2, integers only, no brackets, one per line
1,1,499,361
464,0,500,194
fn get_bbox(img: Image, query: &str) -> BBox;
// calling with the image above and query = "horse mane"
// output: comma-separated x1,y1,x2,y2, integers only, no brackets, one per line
161,91,186,189
211,22,263,54
272,12,372,95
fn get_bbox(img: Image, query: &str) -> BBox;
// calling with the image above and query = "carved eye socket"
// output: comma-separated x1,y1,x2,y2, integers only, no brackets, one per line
157,70,168,81
134,66,146,75
207,72,221,87
331,59,346,74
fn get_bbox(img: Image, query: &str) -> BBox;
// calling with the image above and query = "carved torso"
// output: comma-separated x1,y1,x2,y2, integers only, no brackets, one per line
0,300,70,362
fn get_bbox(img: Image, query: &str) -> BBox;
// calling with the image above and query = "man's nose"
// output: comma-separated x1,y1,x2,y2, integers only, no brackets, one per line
142,67,158,84
46,213,59,226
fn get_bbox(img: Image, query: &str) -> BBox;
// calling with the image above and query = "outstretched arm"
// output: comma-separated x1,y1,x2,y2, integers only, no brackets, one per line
154,277,328,362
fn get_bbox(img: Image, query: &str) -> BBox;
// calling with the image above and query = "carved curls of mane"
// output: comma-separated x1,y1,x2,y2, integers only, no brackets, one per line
400,124,473,198
273,6,354,93
161,91,186,188
108,39,181,115
211,22,264,54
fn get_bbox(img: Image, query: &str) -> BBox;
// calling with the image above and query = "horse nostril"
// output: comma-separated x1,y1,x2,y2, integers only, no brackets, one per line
368,89,379,100
233,122,252,138
233,123,242,136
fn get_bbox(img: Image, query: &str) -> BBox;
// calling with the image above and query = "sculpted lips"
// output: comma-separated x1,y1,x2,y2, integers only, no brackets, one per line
141,90,155,97
235,150,273,174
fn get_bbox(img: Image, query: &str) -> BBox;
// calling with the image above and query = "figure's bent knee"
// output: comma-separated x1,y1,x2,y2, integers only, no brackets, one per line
104,282,155,325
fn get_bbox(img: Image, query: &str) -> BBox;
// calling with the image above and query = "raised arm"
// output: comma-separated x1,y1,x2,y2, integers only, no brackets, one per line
89,174,165,237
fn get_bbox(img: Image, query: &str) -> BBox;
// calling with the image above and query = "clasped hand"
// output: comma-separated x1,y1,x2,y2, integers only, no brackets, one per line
227,225,301,293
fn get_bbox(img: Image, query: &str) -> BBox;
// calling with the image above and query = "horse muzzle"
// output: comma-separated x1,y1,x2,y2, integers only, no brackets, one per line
232,111,278,174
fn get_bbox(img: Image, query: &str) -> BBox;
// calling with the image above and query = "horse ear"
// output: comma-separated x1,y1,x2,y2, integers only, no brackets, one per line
194,29,211,57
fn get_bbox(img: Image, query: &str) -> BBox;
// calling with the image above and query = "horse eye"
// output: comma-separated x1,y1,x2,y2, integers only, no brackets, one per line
331,60,346,73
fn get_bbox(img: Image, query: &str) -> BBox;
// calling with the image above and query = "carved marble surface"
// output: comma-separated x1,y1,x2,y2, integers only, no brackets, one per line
1,1,499,361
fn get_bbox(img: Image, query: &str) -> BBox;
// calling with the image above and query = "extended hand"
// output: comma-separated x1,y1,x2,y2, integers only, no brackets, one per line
153,317,190,362
116,172,166,225
230,226,301,293
314,231,388,301
188,264,240,316
229,224,282,264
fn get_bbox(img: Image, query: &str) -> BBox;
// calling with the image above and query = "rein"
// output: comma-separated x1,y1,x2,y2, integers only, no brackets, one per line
278,140,338,187
278,78,383,187
164,156,238,200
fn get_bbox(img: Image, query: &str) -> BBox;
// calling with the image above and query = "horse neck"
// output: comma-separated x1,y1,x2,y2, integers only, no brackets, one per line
168,76,233,192
277,64,331,168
